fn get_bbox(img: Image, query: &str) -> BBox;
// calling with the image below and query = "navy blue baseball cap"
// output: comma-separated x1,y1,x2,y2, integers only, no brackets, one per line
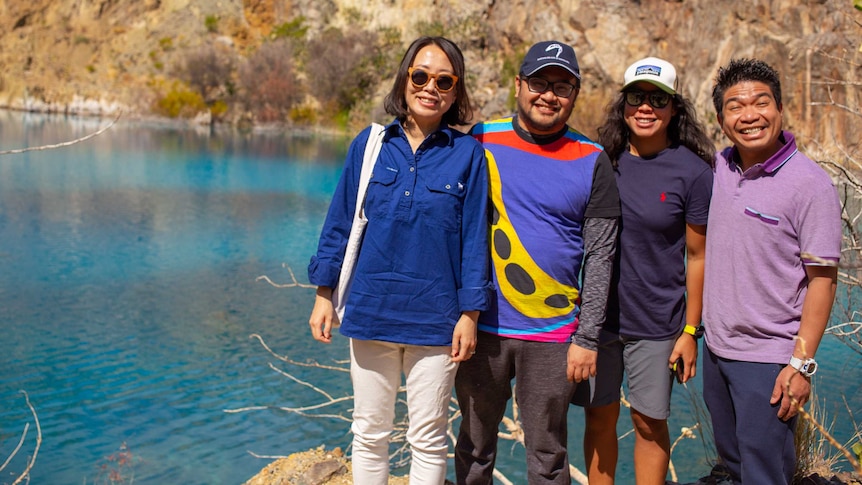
519,41,580,79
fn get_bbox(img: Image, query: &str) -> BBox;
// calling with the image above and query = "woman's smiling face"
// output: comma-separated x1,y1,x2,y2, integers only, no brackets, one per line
623,81,675,147
404,45,456,130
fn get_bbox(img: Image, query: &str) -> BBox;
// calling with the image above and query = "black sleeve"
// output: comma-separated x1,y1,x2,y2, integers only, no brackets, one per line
572,216,618,350
584,151,621,219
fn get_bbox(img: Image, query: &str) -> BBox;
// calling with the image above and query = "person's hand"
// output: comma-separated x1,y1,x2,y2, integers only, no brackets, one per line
567,343,597,383
668,333,698,383
309,287,336,344
451,311,479,362
771,365,812,421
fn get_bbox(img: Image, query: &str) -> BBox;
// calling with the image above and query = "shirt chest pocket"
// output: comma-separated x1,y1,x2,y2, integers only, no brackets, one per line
743,206,781,227
420,175,466,232
366,166,398,219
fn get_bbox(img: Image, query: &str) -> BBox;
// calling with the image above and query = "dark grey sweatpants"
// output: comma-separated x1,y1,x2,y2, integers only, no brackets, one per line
454,332,577,485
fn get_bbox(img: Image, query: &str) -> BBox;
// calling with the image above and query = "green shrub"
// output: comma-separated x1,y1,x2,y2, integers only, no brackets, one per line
209,100,228,118
333,109,350,131
413,20,446,38
289,104,317,125
148,49,163,70
204,15,219,33
502,48,523,112
155,82,207,118
271,17,307,40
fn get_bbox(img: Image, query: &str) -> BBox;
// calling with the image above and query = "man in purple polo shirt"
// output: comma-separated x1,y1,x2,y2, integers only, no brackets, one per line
702,58,841,484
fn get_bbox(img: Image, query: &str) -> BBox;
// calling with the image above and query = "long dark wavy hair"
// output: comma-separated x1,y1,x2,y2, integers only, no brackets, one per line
597,92,715,167
383,36,473,127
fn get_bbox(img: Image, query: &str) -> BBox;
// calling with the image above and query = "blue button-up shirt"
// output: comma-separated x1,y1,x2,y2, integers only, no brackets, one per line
308,121,492,346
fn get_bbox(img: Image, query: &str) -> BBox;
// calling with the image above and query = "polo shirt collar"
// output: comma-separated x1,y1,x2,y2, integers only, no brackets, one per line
729,130,798,175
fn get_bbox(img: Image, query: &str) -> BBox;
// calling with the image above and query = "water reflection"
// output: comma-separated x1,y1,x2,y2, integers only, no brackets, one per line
0,110,353,484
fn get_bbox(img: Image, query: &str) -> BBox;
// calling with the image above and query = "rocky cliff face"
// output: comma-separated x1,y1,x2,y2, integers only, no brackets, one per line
0,0,859,146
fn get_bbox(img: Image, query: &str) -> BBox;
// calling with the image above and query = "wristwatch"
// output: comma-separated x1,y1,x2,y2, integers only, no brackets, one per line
683,324,704,339
789,356,818,377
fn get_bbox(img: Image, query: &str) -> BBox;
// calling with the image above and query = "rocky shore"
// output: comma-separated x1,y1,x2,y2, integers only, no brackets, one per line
242,446,414,485
244,446,861,485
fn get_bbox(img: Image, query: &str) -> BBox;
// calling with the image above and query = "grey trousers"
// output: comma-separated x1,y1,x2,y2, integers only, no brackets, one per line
454,332,577,485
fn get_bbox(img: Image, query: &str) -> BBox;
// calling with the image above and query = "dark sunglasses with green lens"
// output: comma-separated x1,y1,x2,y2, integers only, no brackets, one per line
408,67,458,93
624,90,672,109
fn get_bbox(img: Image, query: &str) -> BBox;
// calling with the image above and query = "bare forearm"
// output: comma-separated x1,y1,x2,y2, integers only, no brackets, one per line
794,267,838,359
684,223,706,328
685,257,704,327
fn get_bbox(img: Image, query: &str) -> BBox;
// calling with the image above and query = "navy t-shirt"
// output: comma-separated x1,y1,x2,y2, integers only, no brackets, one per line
606,145,712,339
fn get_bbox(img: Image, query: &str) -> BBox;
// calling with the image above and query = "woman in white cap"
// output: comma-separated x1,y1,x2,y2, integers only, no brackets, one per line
577,57,715,484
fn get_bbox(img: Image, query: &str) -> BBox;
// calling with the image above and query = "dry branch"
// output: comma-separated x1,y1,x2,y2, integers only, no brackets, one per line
0,113,121,155
782,337,862,476
256,264,316,289
0,391,42,485
232,334,552,483
793,396,862,476
0,423,28,473
668,424,700,482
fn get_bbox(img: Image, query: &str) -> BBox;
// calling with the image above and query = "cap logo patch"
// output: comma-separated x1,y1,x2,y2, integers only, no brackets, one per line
545,43,563,58
537,43,570,65
635,65,662,77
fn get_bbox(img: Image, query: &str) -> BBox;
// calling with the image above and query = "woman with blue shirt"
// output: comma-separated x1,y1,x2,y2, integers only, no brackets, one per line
307,36,491,484
578,57,714,485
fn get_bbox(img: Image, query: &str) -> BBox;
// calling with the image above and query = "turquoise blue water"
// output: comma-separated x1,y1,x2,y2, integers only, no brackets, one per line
0,111,858,484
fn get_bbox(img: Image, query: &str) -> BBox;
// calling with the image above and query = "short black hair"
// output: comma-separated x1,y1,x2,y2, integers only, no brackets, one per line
711,58,782,115
383,36,473,126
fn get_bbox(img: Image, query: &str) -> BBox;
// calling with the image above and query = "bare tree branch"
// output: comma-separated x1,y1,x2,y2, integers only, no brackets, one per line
0,391,42,485
232,334,537,483
0,423,29,473
793,394,862,476
247,333,349,373
256,264,316,289
668,424,700,482
0,113,121,155
248,450,290,460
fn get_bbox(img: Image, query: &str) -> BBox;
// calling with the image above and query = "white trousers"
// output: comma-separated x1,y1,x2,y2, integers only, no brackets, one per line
349,338,458,485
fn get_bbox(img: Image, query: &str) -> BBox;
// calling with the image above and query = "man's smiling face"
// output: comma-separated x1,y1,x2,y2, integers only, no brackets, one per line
719,80,784,167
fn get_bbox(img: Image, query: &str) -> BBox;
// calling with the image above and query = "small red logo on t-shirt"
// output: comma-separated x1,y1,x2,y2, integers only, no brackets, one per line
660,192,667,202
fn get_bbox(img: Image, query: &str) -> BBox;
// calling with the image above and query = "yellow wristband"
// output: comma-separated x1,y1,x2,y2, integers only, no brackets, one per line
683,324,703,339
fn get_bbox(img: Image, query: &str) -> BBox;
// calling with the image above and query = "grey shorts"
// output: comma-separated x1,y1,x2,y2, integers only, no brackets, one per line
572,329,676,420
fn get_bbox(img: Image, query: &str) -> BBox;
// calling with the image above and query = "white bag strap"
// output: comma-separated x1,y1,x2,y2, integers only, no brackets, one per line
354,123,385,220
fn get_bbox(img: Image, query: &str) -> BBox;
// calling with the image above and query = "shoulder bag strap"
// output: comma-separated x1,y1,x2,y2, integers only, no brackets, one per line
354,122,385,220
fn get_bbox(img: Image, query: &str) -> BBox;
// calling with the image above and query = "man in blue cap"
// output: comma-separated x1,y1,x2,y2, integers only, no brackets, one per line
454,40,620,485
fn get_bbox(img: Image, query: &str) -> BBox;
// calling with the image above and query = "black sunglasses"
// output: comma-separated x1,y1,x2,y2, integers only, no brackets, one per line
523,76,576,98
408,67,458,93
624,90,672,109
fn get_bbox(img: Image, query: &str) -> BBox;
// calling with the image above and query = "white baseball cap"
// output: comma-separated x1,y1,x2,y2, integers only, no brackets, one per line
622,57,677,94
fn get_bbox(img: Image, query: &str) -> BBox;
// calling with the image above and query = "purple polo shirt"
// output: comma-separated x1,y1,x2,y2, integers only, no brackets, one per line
703,131,841,364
